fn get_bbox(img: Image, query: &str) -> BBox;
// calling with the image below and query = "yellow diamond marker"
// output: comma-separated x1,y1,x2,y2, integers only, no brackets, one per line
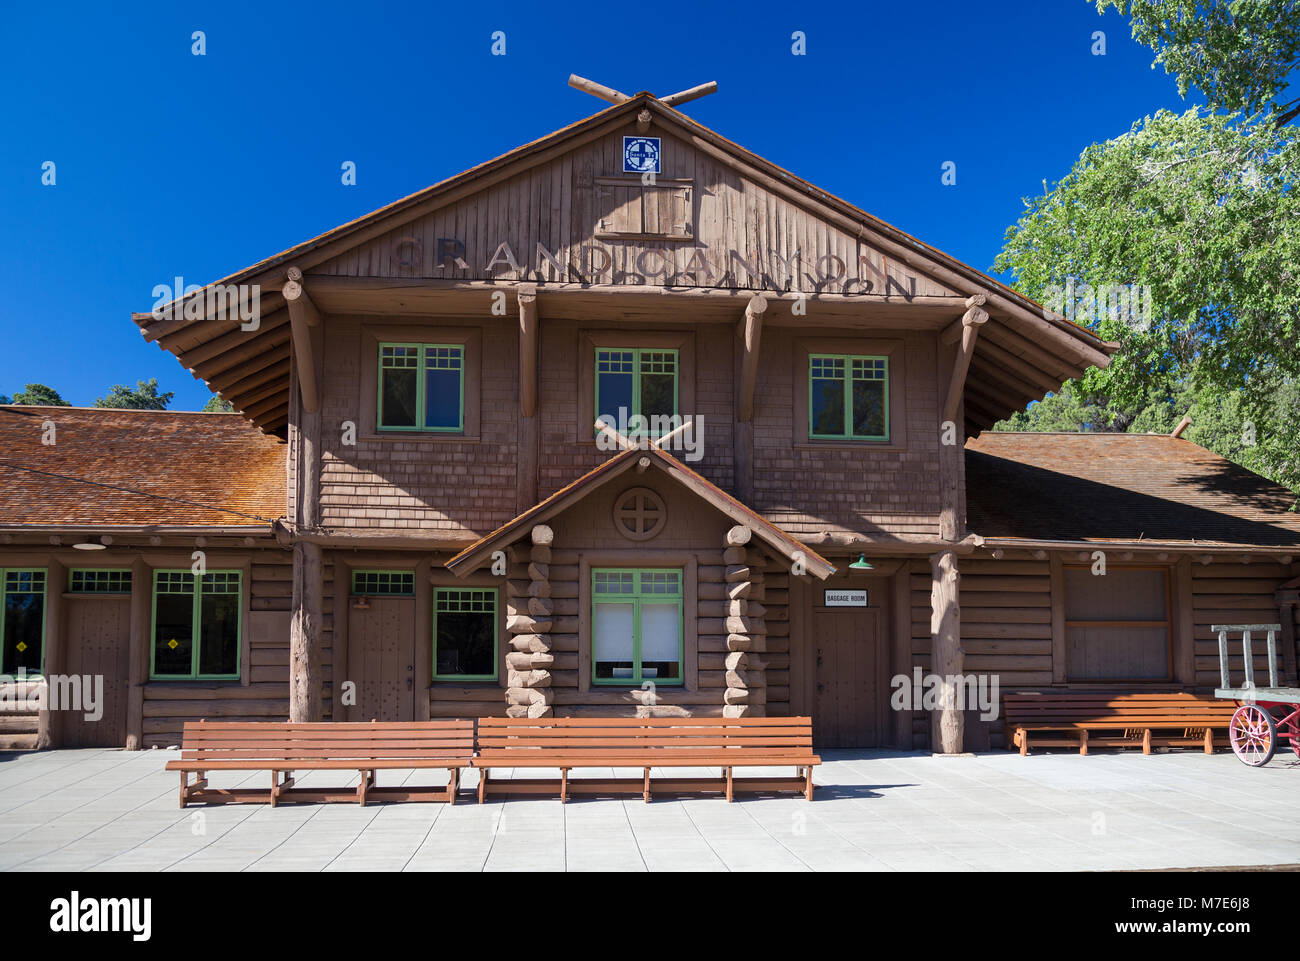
15,642,26,652
167,638,179,649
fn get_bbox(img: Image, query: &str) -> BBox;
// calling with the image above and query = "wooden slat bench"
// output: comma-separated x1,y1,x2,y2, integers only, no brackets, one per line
1003,692,1237,756
164,720,475,807
474,716,820,803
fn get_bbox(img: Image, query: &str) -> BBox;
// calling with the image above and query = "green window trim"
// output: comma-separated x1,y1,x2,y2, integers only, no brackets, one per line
594,347,679,436
149,570,243,681
377,342,465,433
69,568,132,594
433,587,498,681
808,353,890,441
1,569,47,677
351,570,415,597
591,568,684,686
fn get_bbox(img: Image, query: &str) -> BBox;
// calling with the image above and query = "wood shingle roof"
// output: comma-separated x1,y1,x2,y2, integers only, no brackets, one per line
966,433,1300,548
0,407,285,530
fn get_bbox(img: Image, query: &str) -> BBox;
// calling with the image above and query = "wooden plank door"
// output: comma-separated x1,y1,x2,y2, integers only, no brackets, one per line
347,597,416,722
811,608,881,748
60,597,130,747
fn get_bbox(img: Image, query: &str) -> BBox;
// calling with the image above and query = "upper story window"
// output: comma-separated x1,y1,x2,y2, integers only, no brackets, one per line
1,569,46,676
595,348,678,429
151,571,242,680
378,343,464,432
809,354,889,441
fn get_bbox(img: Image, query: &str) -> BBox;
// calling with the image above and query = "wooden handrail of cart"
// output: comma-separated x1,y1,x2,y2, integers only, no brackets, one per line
1213,623,1283,690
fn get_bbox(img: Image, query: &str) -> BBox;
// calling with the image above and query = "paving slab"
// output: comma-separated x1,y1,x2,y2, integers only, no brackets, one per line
4,747,1300,871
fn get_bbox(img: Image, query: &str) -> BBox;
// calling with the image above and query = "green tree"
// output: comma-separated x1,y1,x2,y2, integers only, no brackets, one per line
1097,1,1300,125
93,378,174,410
201,395,234,413
7,383,71,406
994,107,1300,492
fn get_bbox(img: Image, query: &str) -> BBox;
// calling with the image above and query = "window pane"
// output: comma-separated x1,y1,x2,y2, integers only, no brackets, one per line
199,591,240,676
435,589,496,677
352,571,415,597
639,351,677,422
1064,568,1167,620
852,379,886,437
424,347,462,429
153,593,194,675
593,602,635,679
640,602,680,680
596,350,634,421
851,358,887,437
3,581,44,675
379,345,418,428
810,377,845,436
1067,626,1169,679
70,569,131,593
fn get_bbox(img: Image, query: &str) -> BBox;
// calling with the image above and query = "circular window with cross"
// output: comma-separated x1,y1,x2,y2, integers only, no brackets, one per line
613,487,667,541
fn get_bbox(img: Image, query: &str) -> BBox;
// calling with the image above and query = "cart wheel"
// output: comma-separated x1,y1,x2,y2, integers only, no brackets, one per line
1230,704,1277,767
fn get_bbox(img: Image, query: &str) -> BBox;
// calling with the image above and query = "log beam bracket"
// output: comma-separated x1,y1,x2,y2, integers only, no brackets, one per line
940,293,990,425
282,266,322,414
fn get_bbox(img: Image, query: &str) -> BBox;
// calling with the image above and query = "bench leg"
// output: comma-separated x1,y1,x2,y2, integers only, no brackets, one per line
357,770,371,806
1142,729,1152,755
805,766,814,802
447,768,459,805
478,768,489,804
1019,728,1028,757
725,767,734,803
1080,729,1088,757
179,770,189,809
560,768,569,804
270,770,280,808
1205,727,1214,755
643,767,651,804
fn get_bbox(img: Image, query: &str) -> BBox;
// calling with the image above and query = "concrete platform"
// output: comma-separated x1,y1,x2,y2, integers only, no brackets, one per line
2,747,1299,871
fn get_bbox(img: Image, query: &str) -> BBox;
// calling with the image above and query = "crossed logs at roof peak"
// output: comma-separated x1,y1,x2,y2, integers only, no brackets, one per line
568,74,718,108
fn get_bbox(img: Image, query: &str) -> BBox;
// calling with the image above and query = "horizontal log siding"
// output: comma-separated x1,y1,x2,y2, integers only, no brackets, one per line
762,560,792,716
1191,561,1293,687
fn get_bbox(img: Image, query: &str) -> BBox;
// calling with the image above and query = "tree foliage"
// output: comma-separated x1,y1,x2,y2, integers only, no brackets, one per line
93,378,174,410
201,395,234,413
1097,0,1300,125
994,106,1300,492
4,383,72,406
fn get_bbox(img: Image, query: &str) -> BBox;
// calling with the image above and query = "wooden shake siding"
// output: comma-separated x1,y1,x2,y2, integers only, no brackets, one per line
317,314,519,533
536,321,733,501
754,328,942,538
144,551,295,747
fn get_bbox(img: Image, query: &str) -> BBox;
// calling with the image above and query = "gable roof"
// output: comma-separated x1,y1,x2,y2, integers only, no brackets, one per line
966,432,1300,549
0,407,285,531
446,443,836,578
132,93,1113,437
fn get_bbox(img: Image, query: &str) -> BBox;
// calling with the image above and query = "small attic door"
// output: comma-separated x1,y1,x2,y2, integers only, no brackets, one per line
595,177,693,240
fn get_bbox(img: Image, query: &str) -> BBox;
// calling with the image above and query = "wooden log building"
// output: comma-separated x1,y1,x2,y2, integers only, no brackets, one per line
2,90,1298,752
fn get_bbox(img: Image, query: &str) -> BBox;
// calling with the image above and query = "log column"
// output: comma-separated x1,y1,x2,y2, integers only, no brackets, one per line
929,549,963,753
505,524,555,718
723,526,767,718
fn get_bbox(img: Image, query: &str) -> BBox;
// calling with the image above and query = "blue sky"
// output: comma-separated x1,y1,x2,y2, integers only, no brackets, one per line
0,0,1194,410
